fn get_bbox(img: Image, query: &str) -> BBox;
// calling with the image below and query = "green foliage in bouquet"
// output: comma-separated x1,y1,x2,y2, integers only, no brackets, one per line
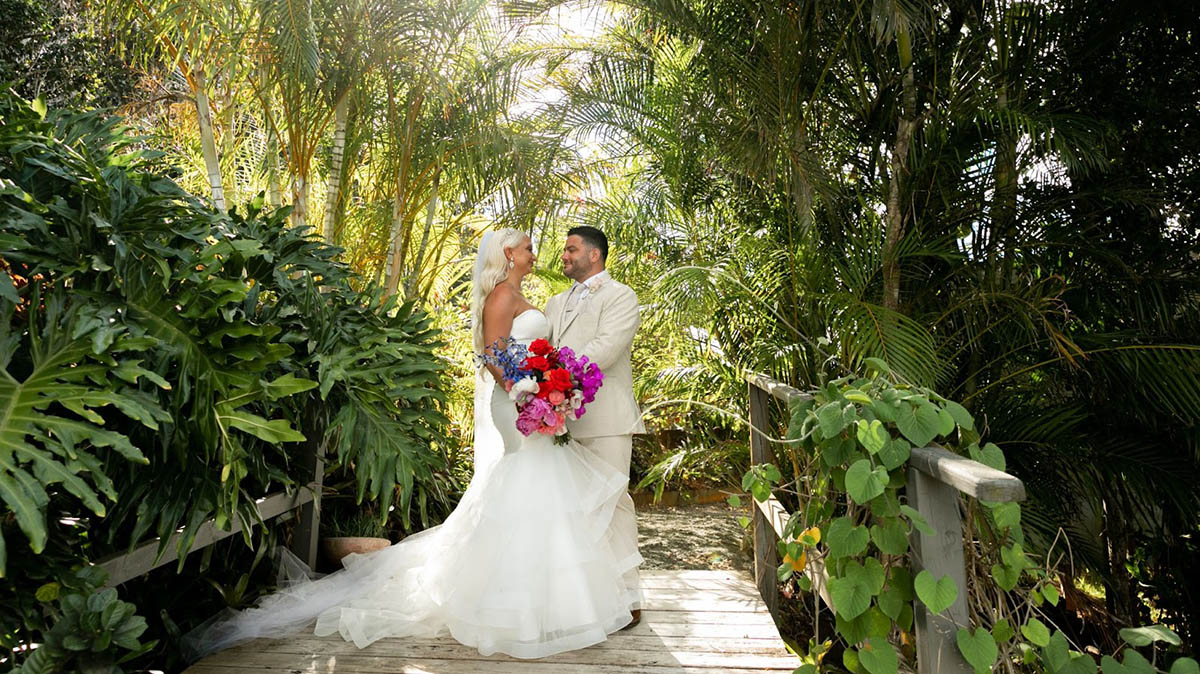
742,359,1197,674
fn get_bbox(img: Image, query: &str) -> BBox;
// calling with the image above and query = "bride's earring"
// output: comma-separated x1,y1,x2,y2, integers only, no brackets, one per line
507,258,514,270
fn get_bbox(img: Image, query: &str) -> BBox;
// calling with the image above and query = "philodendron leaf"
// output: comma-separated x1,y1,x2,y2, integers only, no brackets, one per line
957,627,998,674
914,570,957,614
845,459,888,504
858,637,898,674
221,411,306,443
895,401,940,448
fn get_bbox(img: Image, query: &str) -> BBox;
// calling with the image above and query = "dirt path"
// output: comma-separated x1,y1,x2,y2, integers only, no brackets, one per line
635,501,754,572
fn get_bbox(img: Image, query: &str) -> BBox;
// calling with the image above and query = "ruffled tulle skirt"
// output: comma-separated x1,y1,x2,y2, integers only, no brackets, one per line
185,433,643,660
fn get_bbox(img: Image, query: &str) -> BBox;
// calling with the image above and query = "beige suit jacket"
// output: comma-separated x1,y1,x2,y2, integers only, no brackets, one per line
546,277,645,439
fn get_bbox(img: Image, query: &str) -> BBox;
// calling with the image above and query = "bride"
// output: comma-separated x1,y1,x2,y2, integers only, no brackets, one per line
185,228,642,660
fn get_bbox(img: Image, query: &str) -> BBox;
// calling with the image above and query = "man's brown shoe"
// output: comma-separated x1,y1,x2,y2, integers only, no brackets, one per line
621,609,641,630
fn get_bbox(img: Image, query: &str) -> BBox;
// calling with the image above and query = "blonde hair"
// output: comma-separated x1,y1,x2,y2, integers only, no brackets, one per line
471,227,528,353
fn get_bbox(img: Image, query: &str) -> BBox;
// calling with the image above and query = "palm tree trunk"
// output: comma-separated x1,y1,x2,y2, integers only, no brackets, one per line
192,64,226,212
292,171,308,230
882,23,916,312
220,77,235,205
991,86,1018,287
266,128,282,208
385,185,408,296
405,166,440,298
322,96,349,245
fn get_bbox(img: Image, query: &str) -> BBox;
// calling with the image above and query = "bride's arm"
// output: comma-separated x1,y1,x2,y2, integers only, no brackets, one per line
482,286,518,384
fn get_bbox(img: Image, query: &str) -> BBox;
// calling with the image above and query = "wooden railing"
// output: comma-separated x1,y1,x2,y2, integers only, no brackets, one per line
95,435,324,587
746,373,1026,674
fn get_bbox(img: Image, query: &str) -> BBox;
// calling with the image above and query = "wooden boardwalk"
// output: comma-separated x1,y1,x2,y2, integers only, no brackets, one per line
186,570,798,673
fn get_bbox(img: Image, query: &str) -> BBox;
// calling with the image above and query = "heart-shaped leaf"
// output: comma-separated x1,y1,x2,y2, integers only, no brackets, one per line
878,437,911,470
826,516,869,558
1170,658,1200,674
1021,617,1051,647
818,401,848,438
914,570,958,614
957,627,998,674
870,518,909,555
899,504,935,536
1120,624,1182,647
942,400,975,431
858,637,899,674
846,459,888,504
857,419,889,454
895,401,940,448
936,407,956,436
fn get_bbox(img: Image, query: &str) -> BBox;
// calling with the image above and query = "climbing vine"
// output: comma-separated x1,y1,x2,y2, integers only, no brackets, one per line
741,359,1197,674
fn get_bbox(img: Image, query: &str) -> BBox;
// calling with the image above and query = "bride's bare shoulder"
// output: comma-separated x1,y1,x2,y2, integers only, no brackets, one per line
484,284,519,316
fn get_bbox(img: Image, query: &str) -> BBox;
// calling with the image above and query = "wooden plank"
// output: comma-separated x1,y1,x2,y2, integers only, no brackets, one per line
639,577,754,590
640,570,747,581
641,586,758,601
908,466,971,674
744,372,810,405
229,634,791,656
637,609,779,625
199,645,799,671
189,661,796,674
910,444,1026,502
622,620,788,640
747,382,779,617
96,487,317,587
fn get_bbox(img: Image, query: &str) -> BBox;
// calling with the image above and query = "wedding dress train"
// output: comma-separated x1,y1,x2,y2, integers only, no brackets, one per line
185,309,643,660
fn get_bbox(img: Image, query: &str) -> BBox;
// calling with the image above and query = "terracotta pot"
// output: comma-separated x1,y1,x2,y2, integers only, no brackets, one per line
320,536,391,566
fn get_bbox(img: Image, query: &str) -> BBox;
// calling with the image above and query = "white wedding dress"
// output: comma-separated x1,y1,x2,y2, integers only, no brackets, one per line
186,309,643,660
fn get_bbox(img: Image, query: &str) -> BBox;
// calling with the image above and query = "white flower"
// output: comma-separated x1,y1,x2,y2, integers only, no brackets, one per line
585,276,607,294
509,377,539,401
569,390,584,409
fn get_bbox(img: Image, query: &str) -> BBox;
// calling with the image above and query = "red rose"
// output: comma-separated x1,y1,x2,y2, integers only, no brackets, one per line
525,355,550,371
547,368,573,393
529,338,552,356
537,381,554,399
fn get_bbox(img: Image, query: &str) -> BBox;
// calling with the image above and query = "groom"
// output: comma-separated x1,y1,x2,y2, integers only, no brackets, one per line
546,226,646,627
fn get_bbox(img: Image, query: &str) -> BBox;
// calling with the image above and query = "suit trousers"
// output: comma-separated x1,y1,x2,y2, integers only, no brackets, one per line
576,434,643,609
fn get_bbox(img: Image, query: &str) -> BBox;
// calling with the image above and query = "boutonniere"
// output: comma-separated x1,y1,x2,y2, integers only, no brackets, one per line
584,276,608,294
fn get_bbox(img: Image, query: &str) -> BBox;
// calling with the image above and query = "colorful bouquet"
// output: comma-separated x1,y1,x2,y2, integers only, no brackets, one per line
480,337,604,444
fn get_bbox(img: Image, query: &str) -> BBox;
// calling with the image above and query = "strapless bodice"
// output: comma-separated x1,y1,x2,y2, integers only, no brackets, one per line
510,309,550,345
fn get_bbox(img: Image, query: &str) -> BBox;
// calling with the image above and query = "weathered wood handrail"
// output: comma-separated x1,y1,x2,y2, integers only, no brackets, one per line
96,434,324,587
746,372,1025,674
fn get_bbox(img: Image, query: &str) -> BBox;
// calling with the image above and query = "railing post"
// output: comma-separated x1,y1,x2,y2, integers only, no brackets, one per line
908,466,971,674
290,418,323,570
748,381,779,617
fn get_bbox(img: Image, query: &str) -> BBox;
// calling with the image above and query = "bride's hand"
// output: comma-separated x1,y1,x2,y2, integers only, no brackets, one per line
503,379,514,392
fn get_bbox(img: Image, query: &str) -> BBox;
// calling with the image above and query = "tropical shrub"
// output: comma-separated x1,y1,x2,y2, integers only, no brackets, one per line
0,92,452,667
